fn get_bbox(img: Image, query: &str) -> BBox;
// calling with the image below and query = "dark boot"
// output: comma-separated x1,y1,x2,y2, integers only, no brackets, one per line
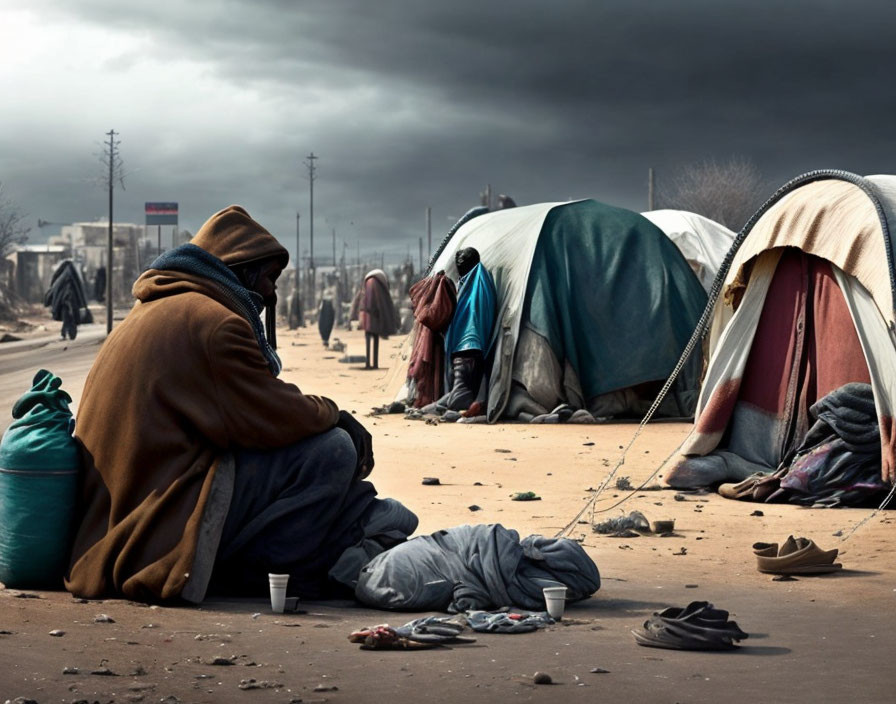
446,353,484,411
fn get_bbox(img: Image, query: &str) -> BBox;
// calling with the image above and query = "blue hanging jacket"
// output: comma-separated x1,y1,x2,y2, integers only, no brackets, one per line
444,263,497,356
0,370,80,587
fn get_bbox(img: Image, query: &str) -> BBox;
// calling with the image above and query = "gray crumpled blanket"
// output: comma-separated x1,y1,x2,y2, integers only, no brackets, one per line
354,523,600,612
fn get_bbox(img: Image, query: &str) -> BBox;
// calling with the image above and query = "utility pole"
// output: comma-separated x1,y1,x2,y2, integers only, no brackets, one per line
332,227,336,269
103,129,123,335
426,206,431,262
648,167,655,211
304,152,318,307
418,237,423,273
296,210,302,296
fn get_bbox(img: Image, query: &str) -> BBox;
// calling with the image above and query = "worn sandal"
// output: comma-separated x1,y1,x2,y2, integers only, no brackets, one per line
632,601,748,651
753,536,841,575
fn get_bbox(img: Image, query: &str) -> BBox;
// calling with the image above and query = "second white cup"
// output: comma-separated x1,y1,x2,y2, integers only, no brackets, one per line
268,573,290,613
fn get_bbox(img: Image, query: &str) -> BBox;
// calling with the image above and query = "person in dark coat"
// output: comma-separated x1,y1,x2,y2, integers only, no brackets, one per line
358,269,400,369
44,259,92,340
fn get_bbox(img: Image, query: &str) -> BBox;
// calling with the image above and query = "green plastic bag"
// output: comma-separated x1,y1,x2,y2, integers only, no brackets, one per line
0,369,80,588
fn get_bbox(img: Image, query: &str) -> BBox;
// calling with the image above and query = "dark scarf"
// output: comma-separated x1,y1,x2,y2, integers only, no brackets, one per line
149,244,282,376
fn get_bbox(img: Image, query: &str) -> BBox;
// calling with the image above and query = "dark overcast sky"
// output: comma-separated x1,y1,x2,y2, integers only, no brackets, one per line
2,0,895,265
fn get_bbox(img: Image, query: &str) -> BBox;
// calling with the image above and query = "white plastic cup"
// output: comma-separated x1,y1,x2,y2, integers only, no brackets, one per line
268,573,289,613
543,585,567,620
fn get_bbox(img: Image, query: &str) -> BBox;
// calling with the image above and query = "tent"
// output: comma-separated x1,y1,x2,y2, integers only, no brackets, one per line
641,210,735,293
666,170,896,493
424,199,708,422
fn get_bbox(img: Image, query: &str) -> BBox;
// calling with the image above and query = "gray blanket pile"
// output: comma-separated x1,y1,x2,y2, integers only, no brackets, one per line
354,523,600,612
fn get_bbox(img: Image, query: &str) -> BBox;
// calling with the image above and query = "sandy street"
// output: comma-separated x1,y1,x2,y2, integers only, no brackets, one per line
0,319,894,703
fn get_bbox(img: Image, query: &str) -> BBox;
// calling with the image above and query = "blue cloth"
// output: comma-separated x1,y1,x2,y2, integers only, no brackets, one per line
149,243,281,376
445,263,497,356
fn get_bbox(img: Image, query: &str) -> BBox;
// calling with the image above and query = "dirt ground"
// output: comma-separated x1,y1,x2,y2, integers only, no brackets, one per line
0,315,894,703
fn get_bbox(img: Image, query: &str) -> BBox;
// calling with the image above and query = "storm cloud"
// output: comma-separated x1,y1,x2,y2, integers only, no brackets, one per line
2,0,895,264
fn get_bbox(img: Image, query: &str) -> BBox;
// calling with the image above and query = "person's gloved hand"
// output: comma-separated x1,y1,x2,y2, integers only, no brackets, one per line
337,410,374,480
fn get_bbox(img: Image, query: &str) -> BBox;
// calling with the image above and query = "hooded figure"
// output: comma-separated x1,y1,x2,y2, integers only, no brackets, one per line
358,269,400,369
44,259,92,340
66,205,416,602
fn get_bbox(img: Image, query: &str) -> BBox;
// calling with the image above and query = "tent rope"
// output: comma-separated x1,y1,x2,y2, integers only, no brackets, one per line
555,169,895,540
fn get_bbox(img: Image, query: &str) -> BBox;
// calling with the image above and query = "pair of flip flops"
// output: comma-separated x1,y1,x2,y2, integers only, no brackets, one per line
632,601,748,651
752,536,842,575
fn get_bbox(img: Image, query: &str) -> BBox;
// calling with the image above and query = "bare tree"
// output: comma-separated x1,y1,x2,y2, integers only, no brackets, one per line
0,183,31,257
656,157,769,231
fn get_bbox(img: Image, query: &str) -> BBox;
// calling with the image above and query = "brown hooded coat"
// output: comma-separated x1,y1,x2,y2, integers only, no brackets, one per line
66,206,339,602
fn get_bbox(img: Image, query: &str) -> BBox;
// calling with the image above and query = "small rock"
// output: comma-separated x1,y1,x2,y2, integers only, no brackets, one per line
62,666,79,675
49,629,66,637
5,698,38,704
495,448,512,453
473,482,483,486
582,442,595,446
685,584,699,589
208,657,235,666
750,510,764,517
0,630,12,635
533,672,553,685
673,493,687,502
12,592,40,599
72,598,88,604
589,667,610,674
832,529,843,537
421,477,441,485
313,685,339,692
772,575,797,582
90,667,119,676
510,491,541,502
94,613,115,623
468,505,482,512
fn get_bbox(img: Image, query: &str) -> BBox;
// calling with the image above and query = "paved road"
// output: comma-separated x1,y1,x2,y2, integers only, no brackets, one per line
0,324,104,432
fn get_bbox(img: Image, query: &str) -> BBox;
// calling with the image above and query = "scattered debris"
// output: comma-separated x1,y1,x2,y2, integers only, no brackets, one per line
832,530,843,537
772,575,798,582
239,678,282,690
90,667,119,676
511,491,541,501
533,672,553,685
94,613,115,623
672,547,688,556
608,530,640,538
49,629,66,637
12,592,40,599
468,505,482,512
750,510,764,517
593,511,649,535
421,477,441,485
582,442,595,446
590,667,610,674
207,657,236,666
673,493,688,502
314,684,339,692
685,584,699,589
615,476,635,491
62,667,79,675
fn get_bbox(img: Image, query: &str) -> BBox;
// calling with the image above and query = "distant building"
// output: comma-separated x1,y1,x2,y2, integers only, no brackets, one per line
53,222,150,303
6,245,68,303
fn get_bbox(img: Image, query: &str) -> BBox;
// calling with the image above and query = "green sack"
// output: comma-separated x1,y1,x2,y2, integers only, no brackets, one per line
0,369,80,588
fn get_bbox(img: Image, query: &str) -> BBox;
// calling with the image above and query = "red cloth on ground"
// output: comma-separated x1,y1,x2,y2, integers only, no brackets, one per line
408,272,457,407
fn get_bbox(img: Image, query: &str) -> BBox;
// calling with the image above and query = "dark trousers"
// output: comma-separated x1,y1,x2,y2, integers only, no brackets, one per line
210,428,378,597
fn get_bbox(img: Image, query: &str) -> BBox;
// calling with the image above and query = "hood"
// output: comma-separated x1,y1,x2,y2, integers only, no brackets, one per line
190,204,289,268
133,205,289,303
